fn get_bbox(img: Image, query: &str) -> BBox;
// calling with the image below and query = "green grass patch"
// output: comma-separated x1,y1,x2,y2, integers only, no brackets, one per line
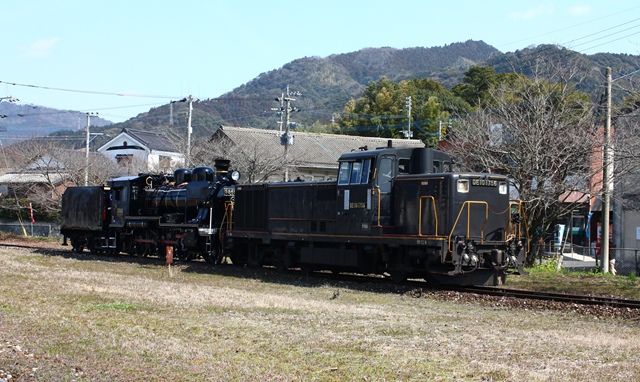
83,301,142,312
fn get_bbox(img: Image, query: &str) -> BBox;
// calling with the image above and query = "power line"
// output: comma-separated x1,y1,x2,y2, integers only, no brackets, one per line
497,6,640,51
0,80,179,99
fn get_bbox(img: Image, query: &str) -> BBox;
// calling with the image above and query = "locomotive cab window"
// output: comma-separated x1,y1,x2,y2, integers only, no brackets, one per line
433,160,442,173
111,186,129,202
338,159,374,185
350,162,363,184
378,157,394,193
398,158,410,174
338,162,351,185
360,158,372,184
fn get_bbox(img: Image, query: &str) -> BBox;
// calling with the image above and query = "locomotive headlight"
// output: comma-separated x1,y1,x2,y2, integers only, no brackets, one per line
230,170,241,182
498,181,507,195
457,179,469,193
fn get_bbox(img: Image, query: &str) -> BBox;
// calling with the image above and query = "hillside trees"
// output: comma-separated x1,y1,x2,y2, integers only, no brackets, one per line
338,77,472,145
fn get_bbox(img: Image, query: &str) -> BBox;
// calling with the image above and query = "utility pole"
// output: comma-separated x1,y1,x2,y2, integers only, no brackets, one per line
186,95,195,168
404,96,413,139
274,86,300,181
84,112,98,186
602,67,613,274
271,93,285,132
174,96,198,167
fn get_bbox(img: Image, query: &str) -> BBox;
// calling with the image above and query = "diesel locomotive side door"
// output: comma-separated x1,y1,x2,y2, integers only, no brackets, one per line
373,155,394,228
335,157,375,235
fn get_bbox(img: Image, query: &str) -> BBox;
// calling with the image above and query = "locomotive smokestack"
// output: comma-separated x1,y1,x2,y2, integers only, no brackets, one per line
214,159,230,174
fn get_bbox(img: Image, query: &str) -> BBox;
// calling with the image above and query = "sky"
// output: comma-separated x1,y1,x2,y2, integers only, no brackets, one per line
2,0,640,124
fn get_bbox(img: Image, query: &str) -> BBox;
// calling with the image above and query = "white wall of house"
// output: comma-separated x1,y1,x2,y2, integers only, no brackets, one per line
622,210,640,250
97,133,184,172
147,149,185,173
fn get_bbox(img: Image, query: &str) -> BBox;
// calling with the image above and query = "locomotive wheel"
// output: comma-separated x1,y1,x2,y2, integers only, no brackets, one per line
176,239,194,262
70,238,85,253
135,243,149,257
181,251,196,262
229,242,249,266
202,237,222,265
271,248,290,272
389,270,407,283
203,251,222,265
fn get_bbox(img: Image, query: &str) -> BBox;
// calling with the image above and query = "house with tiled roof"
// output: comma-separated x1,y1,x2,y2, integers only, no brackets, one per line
97,128,184,173
211,126,425,182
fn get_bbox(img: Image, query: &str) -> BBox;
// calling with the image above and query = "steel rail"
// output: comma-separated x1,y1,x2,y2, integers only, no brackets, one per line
443,285,640,309
4,241,640,310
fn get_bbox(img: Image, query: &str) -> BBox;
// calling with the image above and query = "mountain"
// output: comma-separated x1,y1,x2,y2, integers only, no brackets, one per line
8,40,640,147
115,40,639,140
116,40,499,137
485,44,640,102
0,103,112,145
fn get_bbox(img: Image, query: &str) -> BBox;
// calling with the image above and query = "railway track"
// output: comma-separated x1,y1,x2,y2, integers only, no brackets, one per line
3,240,640,311
443,285,640,310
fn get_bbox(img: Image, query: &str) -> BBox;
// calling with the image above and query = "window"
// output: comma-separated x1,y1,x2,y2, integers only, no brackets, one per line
338,158,375,185
360,158,372,184
433,160,441,173
338,162,351,185
398,158,410,174
350,162,362,184
378,157,393,193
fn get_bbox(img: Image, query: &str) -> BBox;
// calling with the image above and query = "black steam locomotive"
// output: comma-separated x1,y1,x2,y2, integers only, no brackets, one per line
61,143,527,286
61,159,240,264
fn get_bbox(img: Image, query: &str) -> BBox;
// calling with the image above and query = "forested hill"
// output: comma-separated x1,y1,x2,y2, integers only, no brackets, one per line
120,40,499,135
87,40,640,145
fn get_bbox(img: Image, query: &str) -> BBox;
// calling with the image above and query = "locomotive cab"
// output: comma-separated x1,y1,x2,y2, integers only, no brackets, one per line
335,144,452,234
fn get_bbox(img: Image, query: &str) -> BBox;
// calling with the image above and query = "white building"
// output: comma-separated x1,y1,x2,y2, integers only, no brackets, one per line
97,128,184,173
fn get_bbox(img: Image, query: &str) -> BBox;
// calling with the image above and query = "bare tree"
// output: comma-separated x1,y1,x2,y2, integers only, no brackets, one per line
446,56,600,261
612,99,640,214
2,140,130,219
192,134,299,183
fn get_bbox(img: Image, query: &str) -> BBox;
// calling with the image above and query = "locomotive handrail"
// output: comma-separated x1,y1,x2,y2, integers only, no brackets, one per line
418,196,438,236
373,187,382,227
508,200,531,255
224,201,234,231
447,201,489,253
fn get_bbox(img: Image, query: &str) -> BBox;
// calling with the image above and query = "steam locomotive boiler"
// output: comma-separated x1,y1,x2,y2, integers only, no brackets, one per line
61,159,240,263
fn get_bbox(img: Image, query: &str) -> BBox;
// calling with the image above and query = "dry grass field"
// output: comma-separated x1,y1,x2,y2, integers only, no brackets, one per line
1,244,640,381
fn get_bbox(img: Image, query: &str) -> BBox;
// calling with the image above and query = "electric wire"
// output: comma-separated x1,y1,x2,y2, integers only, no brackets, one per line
2,8,640,133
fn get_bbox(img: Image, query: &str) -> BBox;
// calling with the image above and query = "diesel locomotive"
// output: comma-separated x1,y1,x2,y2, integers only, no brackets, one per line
60,142,528,286
227,141,527,286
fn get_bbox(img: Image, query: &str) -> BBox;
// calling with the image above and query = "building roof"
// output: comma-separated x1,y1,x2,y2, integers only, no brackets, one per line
215,126,425,169
0,172,66,184
99,128,178,153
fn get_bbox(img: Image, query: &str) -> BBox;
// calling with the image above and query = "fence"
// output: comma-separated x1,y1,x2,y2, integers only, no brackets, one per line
534,242,640,276
0,221,60,238
610,248,640,277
